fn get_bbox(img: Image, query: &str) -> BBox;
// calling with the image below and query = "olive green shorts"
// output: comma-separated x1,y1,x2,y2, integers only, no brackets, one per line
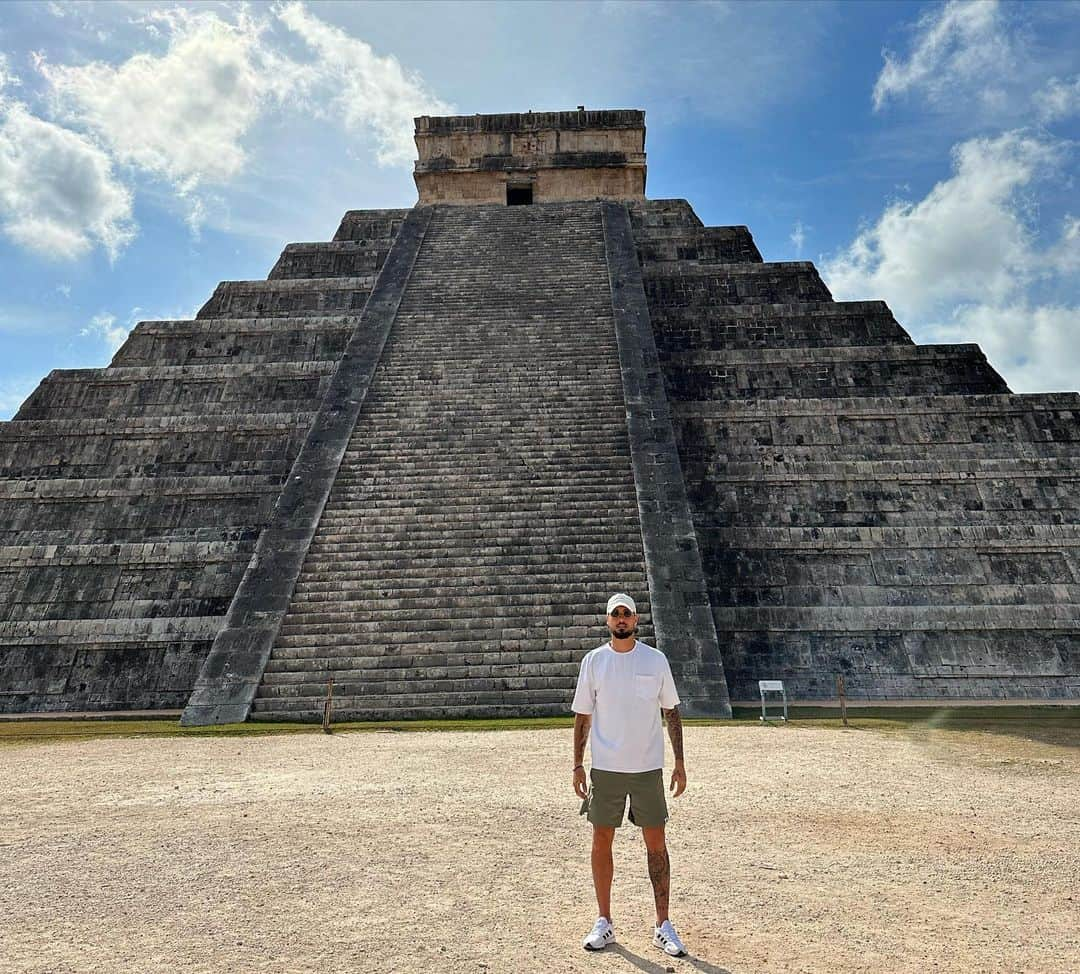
580,768,668,829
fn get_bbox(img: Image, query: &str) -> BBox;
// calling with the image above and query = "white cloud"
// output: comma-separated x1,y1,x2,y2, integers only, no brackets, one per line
276,1,453,166
873,0,1014,112
0,97,135,261
81,311,130,352
1034,74,1080,123
822,132,1061,320
26,2,450,240
823,130,1079,393
790,220,807,257
927,302,1080,394
36,8,303,194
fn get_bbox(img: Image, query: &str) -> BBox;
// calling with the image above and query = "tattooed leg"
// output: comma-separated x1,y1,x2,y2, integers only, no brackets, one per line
642,826,670,923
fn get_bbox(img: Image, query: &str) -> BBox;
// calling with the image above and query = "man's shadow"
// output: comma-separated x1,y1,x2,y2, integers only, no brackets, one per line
609,943,731,973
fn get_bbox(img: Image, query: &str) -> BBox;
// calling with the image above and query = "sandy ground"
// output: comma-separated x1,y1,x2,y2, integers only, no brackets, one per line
1,722,1077,974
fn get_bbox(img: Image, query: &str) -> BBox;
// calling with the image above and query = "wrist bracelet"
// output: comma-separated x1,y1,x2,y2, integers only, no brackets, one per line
573,764,584,771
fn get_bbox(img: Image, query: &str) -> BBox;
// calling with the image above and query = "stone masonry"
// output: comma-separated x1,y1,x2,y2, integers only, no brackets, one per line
1,109,1077,718
629,199,1080,701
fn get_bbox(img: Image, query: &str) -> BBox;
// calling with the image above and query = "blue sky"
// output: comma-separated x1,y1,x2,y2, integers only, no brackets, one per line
0,0,1077,418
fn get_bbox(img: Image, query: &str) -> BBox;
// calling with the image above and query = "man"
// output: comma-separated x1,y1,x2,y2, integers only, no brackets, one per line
571,592,688,957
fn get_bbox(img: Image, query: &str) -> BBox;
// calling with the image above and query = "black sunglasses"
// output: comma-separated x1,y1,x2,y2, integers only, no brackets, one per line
609,608,636,618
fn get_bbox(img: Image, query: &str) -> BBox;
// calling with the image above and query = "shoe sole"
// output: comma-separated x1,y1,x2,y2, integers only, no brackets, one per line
653,939,687,957
583,938,615,951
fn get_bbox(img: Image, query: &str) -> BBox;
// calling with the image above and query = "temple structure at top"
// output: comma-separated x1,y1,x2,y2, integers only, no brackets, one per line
1,108,1077,723
413,109,646,205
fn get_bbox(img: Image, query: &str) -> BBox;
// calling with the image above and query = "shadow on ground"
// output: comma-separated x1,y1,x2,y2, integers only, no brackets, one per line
730,705,1080,750
608,943,731,973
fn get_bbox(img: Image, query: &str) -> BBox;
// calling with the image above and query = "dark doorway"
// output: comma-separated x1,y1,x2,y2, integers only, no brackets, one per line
506,185,533,206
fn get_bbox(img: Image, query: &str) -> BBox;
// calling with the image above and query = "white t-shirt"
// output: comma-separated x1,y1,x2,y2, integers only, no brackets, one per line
570,641,681,773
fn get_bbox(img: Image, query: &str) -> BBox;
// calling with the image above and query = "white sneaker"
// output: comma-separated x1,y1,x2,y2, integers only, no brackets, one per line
653,919,687,956
582,916,615,951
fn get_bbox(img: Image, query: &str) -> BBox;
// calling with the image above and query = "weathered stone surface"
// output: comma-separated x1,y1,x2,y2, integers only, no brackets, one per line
197,278,375,318
113,318,355,367
0,208,406,712
247,202,658,723
630,198,1079,702
182,206,432,725
3,108,1078,717
601,201,731,717
414,110,646,205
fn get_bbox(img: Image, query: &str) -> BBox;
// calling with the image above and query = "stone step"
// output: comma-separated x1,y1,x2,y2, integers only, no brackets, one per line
263,638,654,668
291,571,650,593
253,686,575,711
650,300,913,352
712,603,1080,632
642,260,832,306
696,455,1079,480
664,343,1008,401
260,664,583,689
0,615,223,645
0,538,252,621
674,392,1080,455
257,202,649,713
701,523,1080,549
675,391,1080,419
113,316,355,366
627,199,702,231
720,629,1080,703
634,225,763,264
0,414,309,479
1,525,261,548
0,631,217,714
316,484,638,505
268,241,390,280
249,699,575,722
332,208,410,243
304,518,643,546
196,278,374,318
0,474,282,539
14,362,333,420
288,574,651,596
709,582,1080,608
2,596,237,623
292,570,650,593
0,538,251,568
257,674,580,699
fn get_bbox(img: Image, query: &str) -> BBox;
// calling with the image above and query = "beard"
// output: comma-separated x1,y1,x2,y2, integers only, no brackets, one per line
611,624,637,639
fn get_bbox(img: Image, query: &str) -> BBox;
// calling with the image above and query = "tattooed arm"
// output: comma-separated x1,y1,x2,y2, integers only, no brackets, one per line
663,706,686,797
573,713,591,798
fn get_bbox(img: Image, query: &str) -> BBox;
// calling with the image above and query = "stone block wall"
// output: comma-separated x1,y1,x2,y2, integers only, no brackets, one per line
0,211,406,712
630,199,1080,701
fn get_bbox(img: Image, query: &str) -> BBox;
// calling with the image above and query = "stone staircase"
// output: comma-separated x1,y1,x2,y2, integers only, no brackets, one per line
631,200,1080,701
0,213,405,712
5,188,1076,715
251,203,653,720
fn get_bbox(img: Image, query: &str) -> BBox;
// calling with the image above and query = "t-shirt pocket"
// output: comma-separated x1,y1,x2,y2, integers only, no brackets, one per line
634,674,660,700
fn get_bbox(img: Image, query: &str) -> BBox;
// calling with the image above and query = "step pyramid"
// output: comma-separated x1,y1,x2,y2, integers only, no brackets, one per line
1,109,1076,719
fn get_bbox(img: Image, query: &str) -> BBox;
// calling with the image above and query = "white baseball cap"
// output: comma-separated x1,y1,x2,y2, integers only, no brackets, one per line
606,593,637,615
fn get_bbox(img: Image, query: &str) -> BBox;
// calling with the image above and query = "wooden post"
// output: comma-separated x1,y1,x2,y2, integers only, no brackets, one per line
837,674,848,726
322,677,334,734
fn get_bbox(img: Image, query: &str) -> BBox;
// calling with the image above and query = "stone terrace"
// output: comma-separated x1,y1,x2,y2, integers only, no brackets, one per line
628,199,1080,701
0,213,406,713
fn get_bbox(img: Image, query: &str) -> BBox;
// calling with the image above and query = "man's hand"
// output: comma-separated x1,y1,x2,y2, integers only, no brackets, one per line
669,760,687,798
572,713,591,799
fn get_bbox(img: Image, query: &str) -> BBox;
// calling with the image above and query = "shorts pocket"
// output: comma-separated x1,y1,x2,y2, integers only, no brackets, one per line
634,674,660,700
